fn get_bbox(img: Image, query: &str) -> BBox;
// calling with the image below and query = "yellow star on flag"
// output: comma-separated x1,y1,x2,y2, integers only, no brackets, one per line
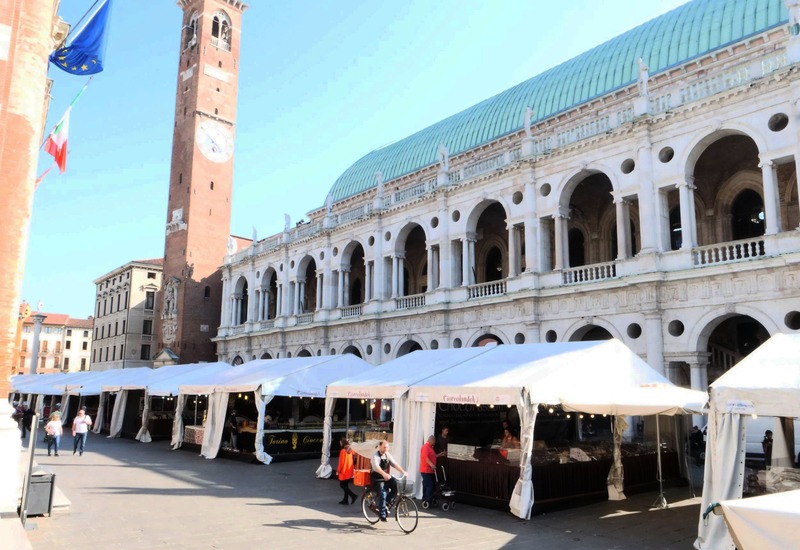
81,64,89,71
58,56,65,61
71,66,77,71
91,59,97,64
61,61,68,67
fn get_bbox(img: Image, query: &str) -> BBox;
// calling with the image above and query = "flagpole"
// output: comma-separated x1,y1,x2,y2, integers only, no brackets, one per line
64,0,106,45
39,75,94,150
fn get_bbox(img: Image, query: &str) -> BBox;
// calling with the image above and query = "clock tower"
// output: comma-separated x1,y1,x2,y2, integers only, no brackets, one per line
155,0,247,365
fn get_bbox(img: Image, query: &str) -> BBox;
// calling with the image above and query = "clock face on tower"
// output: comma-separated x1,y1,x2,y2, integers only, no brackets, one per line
196,119,233,163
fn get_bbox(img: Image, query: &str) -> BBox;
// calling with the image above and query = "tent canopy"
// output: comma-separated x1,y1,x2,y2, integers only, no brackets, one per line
102,362,232,395
64,367,153,396
710,332,800,417
327,347,493,399
180,355,373,397
14,371,88,396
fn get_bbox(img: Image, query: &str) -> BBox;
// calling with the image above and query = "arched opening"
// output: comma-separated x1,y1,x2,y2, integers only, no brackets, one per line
351,279,362,305
569,325,613,342
183,12,198,49
563,172,615,266
669,206,682,250
706,315,769,383
474,202,508,283
611,221,638,259
484,246,503,282
473,334,503,347
233,277,248,325
568,228,585,267
265,270,278,319
300,258,318,313
396,340,423,357
232,355,244,366
341,345,362,358
345,244,366,306
211,11,232,51
398,225,428,296
260,352,272,360
297,349,312,357
731,189,765,240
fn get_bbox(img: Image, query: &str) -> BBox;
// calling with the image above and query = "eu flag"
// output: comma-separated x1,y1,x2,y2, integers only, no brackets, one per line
49,0,112,75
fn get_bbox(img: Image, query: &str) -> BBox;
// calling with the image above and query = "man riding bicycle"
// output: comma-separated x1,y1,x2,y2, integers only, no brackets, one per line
371,439,407,522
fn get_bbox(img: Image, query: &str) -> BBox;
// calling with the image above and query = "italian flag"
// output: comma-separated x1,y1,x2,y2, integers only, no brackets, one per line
44,108,70,174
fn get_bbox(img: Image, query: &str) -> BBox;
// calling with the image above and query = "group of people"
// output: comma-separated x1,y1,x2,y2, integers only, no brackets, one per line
14,401,94,456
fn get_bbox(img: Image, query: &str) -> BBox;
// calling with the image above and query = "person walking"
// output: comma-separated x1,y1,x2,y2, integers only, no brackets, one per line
45,412,63,456
72,406,93,455
420,435,437,506
20,402,34,439
336,439,358,505
370,439,407,522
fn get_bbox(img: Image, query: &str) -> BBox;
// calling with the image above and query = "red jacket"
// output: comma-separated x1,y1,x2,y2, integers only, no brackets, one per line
420,441,436,474
337,448,355,481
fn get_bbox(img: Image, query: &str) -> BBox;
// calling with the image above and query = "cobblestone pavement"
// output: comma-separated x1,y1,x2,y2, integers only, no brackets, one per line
24,435,703,549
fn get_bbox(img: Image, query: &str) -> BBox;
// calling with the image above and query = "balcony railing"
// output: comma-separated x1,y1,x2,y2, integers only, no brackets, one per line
692,238,765,267
395,293,426,310
259,319,275,330
467,280,507,299
210,36,231,52
296,313,313,324
562,262,617,285
341,305,362,318
230,325,246,335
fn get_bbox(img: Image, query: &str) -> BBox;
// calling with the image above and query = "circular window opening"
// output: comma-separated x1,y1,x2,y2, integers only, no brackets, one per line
332,247,338,257
256,271,260,278
514,333,525,344
452,210,461,222
290,260,295,269
785,311,800,330
366,345,373,355
319,251,325,260
545,330,557,343
431,217,439,228
368,236,375,246
279,263,284,272
621,159,635,174
384,231,391,241
453,338,462,348
512,191,523,205
658,147,674,163
668,320,685,337
431,339,439,350
383,343,391,354
627,323,642,339
540,183,551,197
768,113,789,132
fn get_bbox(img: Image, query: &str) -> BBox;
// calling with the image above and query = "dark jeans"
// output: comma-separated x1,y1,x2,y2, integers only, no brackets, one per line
74,432,88,454
339,479,356,501
47,435,60,455
421,472,436,502
373,477,397,518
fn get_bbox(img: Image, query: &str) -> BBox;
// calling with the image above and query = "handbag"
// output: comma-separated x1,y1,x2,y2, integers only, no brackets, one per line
44,433,54,443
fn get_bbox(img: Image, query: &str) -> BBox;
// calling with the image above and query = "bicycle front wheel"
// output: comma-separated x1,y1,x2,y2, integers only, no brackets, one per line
362,491,380,524
395,496,419,533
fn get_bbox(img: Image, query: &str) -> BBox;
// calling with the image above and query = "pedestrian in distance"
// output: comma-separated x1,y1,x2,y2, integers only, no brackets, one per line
370,439,407,521
420,435,437,506
336,439,358,505
45,412,63,456
20,402,34,439
72,406,93,455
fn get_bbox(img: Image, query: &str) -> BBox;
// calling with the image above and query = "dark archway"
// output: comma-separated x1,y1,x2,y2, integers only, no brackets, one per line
396,340,422,357
569,325,613,342
706,314,769,383
731,189,765,240
473,334,503,347
342,345,362,358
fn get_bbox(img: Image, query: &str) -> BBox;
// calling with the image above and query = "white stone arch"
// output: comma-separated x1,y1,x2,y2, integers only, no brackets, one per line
260,265,278,287
231,354,244,366
232,274,249,294
336,238,368,270
339,342,365,358
464,327,510,347
465,197,512,234
563,317,622,342
294,347,313,358
681,124,768,180
392,221,429,255
259,350,275,360
686,304,779,354
295,253,317,279
556,162,621,211
395,338,426,358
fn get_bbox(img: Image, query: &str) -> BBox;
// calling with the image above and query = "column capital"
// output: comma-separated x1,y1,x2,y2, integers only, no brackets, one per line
677,177,696,190
758,158,774,169
296,276,306,284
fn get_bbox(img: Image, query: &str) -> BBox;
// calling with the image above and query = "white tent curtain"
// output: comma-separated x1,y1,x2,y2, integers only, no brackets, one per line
200,391,229,459
315,397,336,478
107,390,128,438
390,398,408,487
695,410,745,550
92,392,106,434
34,394,43,419
254,387,274,464
607,415,628,501
171,394,187,449
61,394,70,426
405,400,435,499
510,391,537,519
135,392,152,443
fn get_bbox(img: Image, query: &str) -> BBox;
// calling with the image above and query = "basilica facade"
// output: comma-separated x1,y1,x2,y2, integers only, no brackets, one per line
214,0,800,393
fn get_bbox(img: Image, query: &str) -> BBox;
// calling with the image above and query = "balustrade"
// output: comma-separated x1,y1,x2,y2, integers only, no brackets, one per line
467,280,506,299
395,293,426,310
562,262,617,285
692,238,765,267
341,305,362,318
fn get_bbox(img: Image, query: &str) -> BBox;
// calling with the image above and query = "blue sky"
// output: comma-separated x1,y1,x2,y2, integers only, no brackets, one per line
24,0,687,318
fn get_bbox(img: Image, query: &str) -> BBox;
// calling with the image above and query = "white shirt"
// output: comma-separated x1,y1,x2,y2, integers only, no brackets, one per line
73,414,92,434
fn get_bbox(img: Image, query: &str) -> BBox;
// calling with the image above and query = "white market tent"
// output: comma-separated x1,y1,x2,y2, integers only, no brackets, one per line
715,489,800,550
399,340,705,520
697,333,800,550
100,362,232,441
318,347,496,479
177,355,373,463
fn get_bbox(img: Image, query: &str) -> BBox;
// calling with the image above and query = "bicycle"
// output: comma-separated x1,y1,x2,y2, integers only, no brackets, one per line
361,474,419,533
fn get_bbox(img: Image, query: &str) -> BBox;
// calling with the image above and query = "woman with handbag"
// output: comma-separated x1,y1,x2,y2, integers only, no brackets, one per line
45,412,63,457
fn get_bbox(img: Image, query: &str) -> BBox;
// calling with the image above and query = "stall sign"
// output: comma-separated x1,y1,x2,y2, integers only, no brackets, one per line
263,430,344,454
726,400,755,415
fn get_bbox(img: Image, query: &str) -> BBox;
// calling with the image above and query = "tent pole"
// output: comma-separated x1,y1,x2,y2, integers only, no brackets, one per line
652,414,668,509
346,399,350,436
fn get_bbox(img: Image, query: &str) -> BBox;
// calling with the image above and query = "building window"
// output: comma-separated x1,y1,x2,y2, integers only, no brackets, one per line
82,341,88,351
23,326,31,333
55,342,61,353
96,302,101,317
67,329,72,336
120,344,124,358
101,326,105,339
55,327,62,334
21,339,27,351
41,341,48,353
94,327,99,339
40,357,46,370
124,291,128,308
122,320,126,334
80,358,86,370
83,330,89,338
115,321,119,336
44,327,51,334
117,294,121,311
66,340,71,350
64,357,70,370
211,11,232,51
204,286,211,298
112,347,116,361
140,344,151,361
19,357,25,371
147,272,156,279
143,320,153,335
145,291,155,310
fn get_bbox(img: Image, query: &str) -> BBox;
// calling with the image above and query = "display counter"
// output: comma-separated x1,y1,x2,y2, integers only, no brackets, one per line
184,425,204,445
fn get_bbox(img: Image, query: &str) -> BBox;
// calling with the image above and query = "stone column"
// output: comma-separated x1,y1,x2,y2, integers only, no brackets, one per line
337,270,345,307
343,269,350,306
644,312,665,375
264,289,271,320
28,312,46,374
468,237,476,284
426,245,434,290
220,276,231,327
689,355,710,426
297,277,306,313
323,265,333,309
637,143,658,252
554,213,565,270
614,196,630,260
365,263,372,302
316,272,323,309
508,224,519,277
758,158,781,235
432,246,440,289
397,254,405,296
391,255,399,297
276,285,283,317
678,179,697,250
523,171,538,272
461,238,470,286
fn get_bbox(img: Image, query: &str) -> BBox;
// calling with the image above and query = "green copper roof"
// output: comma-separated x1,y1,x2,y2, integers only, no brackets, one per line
330,0,788,202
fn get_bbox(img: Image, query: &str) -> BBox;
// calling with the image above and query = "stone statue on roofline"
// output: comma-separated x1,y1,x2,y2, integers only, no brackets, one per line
375,171,384,197
637,58,649,97
226,235,236,256
325,192,334,215
438,143,449,172
284,213,291,232
524,106,534,139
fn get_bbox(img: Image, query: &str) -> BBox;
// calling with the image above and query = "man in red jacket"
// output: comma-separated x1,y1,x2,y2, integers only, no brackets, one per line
420,435,437,505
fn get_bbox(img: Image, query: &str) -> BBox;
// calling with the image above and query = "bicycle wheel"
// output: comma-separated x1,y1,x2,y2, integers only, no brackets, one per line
362,491,380,524
395,496,419,533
